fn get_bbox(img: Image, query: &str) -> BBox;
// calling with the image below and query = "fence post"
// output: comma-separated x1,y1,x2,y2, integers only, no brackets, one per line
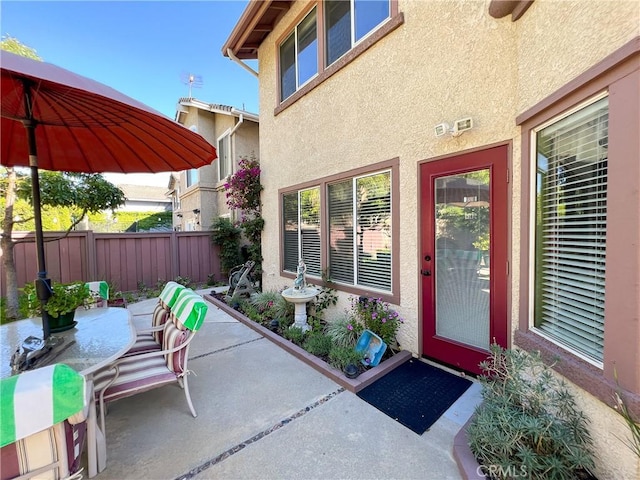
170,231,179,280
86,230,97,281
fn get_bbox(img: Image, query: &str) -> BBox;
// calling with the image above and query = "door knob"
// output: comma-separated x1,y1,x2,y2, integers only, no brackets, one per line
421,269,431,276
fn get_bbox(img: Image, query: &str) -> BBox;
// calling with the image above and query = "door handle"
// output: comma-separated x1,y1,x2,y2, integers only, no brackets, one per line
421,269,431,276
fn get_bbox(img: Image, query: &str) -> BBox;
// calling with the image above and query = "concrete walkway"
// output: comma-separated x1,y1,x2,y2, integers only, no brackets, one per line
94,290,482,480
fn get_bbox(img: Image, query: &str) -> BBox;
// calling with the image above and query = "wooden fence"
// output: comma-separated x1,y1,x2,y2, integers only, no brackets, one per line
0,230,223,296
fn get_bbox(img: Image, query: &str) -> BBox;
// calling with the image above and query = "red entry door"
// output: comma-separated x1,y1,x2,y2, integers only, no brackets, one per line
420,145,509,374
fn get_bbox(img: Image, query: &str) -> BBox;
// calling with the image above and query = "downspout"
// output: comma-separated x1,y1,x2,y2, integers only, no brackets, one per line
227,48,258,78
229,114,244,224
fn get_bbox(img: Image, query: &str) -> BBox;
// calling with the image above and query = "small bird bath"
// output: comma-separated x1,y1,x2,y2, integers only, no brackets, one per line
281,258,318,333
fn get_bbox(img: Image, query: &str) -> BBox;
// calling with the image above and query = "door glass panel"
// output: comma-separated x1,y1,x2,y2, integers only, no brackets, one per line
434,170,490,350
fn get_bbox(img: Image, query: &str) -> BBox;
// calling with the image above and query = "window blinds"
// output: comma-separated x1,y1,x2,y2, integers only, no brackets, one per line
534,96,608,363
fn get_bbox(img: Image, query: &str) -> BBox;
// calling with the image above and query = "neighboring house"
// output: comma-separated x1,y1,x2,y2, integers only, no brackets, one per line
223,1,639,478
172,98,259,231
117,184,172,212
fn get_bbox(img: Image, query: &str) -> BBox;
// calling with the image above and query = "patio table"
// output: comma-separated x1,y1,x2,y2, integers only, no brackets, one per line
1,307,135,478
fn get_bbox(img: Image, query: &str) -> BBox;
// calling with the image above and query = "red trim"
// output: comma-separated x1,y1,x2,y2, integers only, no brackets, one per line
420,145,509,374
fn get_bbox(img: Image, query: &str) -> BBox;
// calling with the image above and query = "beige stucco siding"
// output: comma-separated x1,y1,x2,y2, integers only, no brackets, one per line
516,0,640,114
258,0,518,354
253,0,639,477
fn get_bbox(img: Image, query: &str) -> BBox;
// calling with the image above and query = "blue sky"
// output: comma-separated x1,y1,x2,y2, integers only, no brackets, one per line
1,1,259,185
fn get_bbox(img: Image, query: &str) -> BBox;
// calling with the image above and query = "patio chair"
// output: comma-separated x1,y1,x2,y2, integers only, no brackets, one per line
124,281,186,356
85,280,109,308
94,290,208,434
0,364,90,480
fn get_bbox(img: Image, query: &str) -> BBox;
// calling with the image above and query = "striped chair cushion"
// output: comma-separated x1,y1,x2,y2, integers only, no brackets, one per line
151,302,169,344
158,282,185,310
93,356,178,404
124,335,161,357
170,290,208,332
162,320,189,374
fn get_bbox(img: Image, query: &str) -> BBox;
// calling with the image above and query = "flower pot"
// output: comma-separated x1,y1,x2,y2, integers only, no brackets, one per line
49,310,77,333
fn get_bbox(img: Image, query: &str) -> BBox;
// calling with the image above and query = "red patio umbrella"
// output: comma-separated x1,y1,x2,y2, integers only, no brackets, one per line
1,51,217,339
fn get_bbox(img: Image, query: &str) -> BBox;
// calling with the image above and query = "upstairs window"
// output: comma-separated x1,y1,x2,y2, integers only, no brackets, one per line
218,132,231,180
325,0,390,66
186,169,198,188
280,8,318,101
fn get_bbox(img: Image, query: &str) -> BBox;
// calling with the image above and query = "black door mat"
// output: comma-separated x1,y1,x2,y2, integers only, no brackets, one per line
356,358,472,435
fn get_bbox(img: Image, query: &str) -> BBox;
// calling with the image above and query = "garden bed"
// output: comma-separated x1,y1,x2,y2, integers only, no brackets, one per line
204,292,411,393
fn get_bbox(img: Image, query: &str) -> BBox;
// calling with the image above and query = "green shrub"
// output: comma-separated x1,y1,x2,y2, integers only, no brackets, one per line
303,332,333,357
283,326,305,345
328,345,364,372
467,344,595,480
211,217,242,275
325,316,362,348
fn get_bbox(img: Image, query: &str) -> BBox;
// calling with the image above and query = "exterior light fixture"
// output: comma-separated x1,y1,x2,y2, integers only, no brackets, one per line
434,117,474,137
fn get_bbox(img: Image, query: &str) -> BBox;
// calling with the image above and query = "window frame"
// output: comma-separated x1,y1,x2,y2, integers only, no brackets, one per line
275,0,402,112
217,129,232,181
185,169,198,188
279,157,399,304
279,7,319,102
515,38,640,414
528,92,609,368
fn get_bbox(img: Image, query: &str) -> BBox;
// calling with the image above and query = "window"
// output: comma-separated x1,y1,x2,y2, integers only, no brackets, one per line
532,94,609,364
280,8,318,101
278,1,395,104
282,166,394,295
217,132,231,180
283,187,322,277
186,169,198,188
329,171,391,291
325,0,390,66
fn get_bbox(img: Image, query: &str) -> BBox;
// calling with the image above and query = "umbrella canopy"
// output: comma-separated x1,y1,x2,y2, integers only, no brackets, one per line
0,51,217,340
1,51,217,172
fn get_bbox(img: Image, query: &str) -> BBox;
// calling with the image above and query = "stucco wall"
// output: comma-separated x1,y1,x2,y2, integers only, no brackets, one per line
258,0,518,354
253,0,639,477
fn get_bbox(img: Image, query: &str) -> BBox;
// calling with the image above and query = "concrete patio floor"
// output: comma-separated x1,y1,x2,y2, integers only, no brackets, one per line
93,290,482,480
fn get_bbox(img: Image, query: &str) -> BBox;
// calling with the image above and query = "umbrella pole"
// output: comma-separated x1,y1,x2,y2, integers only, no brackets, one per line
24,83,52,340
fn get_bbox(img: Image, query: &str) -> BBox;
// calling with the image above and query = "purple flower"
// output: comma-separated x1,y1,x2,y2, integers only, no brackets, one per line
372,312,378,319
347,324,353,331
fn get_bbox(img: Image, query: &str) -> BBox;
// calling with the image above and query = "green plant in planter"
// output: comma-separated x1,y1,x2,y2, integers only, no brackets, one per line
467,344,595,480
46,282,92,318
328,345,364,372
20,281,92,318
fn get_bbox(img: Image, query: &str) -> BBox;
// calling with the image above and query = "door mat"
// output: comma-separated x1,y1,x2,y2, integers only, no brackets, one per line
356,358,472,435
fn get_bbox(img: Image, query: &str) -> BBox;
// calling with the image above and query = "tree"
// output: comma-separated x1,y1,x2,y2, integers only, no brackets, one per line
1,171,125,319
1,36,126,320
1,35,41,60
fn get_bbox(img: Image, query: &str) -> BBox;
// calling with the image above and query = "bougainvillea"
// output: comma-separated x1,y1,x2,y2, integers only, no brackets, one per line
224,157,262,215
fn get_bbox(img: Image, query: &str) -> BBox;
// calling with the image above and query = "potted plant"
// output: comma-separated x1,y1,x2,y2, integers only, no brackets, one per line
21,281,92,332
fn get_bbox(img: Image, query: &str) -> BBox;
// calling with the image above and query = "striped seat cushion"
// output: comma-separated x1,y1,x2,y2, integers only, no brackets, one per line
95,319,190,401
94,356,178,404
123,334,162,357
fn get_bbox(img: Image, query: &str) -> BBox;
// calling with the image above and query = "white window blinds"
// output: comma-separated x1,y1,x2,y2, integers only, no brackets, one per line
329,171,391,291
534,95,609,363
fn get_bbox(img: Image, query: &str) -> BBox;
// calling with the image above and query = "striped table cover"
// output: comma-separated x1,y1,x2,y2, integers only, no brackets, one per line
0,364,86,447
